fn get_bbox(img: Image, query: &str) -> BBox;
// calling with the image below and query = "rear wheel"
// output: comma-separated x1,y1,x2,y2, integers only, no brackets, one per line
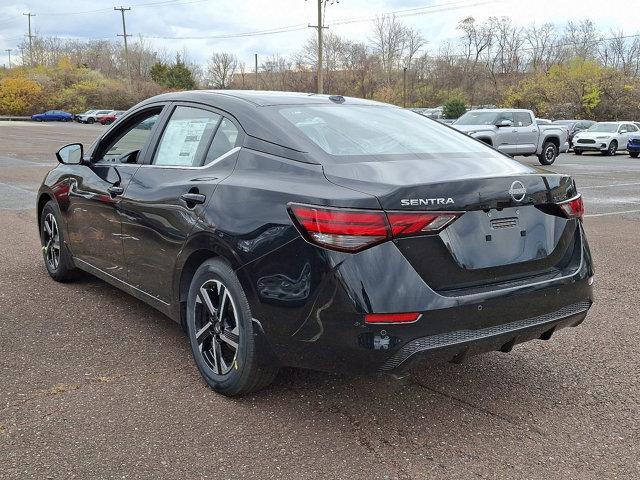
186,258,279,396
574,149,583,155
87,117,95,124
538,141,558,165
603,140,617,156
40,201,76,281
105,119,113,125
630,152,639,158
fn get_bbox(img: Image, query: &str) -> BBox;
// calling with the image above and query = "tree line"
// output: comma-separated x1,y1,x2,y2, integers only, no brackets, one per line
2,15,640,120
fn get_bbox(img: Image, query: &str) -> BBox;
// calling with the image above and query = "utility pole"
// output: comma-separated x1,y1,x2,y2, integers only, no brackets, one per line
403,67,407,108
5,49,12,68
308,0,329,94
114,6,132,83
254,53,258,90
23,13,35,66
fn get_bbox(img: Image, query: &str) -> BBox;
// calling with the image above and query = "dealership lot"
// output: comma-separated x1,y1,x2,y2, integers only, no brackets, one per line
0,122,638,479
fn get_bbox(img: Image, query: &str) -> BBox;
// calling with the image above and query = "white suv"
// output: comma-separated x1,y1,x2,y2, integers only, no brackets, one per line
573,121,638,156
76,109,113,124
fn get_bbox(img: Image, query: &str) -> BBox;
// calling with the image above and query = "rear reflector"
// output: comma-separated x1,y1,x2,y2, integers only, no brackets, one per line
365,313,420,324
558,195,584,220
289,203,461,252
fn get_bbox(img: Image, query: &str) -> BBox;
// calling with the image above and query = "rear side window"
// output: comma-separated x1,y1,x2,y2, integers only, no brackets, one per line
205,118,239,163
515,112,532,127
154,106,221,167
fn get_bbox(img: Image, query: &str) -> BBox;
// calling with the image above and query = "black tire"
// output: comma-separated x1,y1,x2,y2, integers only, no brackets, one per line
186,258,279,396
574,149,583,155
87,117,95,124
538,141,558,165
630,152,639,158
603,140,617,156
40,201,77,282
105,119,113,125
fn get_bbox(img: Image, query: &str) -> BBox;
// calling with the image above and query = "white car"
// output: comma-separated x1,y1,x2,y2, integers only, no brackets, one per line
76,109,113,124
573,121,639,156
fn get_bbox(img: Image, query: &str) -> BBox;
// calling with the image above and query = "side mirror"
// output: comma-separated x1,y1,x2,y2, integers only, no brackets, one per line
56,143,84,165
496,119,513,127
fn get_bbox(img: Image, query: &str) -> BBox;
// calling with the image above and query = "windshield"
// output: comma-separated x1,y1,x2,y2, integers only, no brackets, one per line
587,123,618,133
454,111,501,125
277,105,506,160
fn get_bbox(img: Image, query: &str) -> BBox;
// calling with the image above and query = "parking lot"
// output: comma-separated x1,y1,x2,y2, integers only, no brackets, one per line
0,121,638,479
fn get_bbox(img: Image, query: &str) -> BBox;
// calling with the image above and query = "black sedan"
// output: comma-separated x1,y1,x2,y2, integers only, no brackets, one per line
37,91,594,396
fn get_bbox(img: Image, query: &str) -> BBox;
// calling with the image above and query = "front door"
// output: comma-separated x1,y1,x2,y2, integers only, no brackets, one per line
64,106,165,278
494,112,517,155
121,104,243,302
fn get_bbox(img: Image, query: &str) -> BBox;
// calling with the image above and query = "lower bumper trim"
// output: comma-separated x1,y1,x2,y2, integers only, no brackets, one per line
381,300,591,371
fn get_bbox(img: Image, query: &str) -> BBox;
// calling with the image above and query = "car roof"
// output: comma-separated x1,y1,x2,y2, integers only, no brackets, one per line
465,108,531,113
143,89,387,107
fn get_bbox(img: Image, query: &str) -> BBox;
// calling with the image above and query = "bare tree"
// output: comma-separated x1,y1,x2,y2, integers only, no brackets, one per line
206,52,238,89
371,14,408,85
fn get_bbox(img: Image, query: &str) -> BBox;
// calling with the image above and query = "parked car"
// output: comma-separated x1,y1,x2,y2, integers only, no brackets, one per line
98,110,125,125
37,91,593,396
31,110,73,122
553,120,596,149
76,109,113,124
573,121,638,156
627,133,640,158
453,109,569,165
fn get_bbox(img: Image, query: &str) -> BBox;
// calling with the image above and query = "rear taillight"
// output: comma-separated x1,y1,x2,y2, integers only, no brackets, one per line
558,195,584,220
289,203,461,252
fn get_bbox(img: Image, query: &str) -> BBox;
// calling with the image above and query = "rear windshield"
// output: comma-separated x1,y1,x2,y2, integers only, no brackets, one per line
587,123,618,133
277,105,506,161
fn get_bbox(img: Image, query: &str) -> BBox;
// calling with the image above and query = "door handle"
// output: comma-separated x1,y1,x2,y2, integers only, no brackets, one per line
180,192,206,206
108,185,125,196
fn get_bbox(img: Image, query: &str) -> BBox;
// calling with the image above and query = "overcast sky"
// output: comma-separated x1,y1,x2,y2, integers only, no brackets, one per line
0,0,634,67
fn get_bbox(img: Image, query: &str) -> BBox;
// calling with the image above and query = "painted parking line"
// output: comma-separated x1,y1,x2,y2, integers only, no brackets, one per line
585,209,640,218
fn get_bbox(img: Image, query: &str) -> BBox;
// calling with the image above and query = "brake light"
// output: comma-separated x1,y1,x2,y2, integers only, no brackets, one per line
365,312,420,324
558,195,584,220
289,203,461,252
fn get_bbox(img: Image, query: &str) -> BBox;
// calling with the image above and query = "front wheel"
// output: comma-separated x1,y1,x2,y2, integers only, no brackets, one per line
604,140,617,156
87,117,95,124
630,152,639,158
574,149,583,155
538,141,558,165
40,201,77,281
186,258,279,396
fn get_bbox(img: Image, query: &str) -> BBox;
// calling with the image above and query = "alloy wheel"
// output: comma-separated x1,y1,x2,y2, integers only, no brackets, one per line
608,142,617,156
545,144,556,161
194,279,240,375
43,213,60,270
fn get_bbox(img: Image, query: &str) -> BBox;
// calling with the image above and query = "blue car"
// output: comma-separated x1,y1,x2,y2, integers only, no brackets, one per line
628,132,640,158
31,110,73,122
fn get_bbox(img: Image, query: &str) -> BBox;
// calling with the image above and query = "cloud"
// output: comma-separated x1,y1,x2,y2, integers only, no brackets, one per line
0,0,635,66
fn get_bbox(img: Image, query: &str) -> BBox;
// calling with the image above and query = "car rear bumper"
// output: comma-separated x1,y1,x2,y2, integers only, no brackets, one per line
381,300,590,372
241,223,594,374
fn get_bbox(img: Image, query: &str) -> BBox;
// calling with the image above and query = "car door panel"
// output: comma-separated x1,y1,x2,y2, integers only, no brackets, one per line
121,104,243,302
63,105,167,280
493,113,517,155
514,112,537,155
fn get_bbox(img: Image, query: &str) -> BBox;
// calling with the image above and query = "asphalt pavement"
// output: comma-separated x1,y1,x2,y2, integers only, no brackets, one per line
0,122,638,479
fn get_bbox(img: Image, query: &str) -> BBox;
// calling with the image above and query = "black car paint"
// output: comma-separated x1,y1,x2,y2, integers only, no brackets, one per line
37,91,594,374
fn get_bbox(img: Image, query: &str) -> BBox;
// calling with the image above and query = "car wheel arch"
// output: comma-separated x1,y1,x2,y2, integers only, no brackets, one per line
37,193,54,231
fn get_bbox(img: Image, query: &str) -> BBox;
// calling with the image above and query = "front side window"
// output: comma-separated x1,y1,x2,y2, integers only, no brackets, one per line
153,106,221,167
99,112,159,162
515,112,533,127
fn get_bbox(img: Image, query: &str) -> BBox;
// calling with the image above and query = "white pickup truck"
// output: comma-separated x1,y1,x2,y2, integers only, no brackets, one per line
452,109,569,165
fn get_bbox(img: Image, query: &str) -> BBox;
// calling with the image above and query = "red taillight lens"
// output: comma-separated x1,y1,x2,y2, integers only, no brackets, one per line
387,212,459,236
365,312,420,324
289,204,389,252
559,195,584,220
289,203,461,252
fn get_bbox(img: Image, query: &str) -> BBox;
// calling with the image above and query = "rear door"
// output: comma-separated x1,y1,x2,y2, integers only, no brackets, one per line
514,112,538,155
120,103,243,302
